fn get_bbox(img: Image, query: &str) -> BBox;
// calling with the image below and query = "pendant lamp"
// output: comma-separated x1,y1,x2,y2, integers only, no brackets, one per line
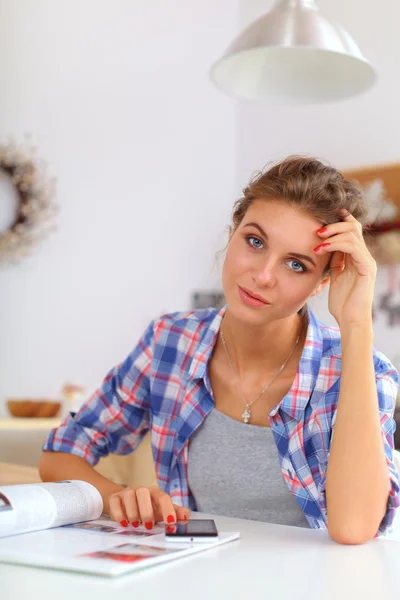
210,0,376,104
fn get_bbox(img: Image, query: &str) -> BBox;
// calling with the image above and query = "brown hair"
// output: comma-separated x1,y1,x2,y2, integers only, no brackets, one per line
231,155,367,235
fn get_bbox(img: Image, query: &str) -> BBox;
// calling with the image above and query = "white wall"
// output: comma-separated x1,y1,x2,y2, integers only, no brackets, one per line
0,0,238,415
236,0,400,373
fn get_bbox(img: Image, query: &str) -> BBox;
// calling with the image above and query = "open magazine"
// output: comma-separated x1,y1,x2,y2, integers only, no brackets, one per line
0,481,240,577
0,480,103,538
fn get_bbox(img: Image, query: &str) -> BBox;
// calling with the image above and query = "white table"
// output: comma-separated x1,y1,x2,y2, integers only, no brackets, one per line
2,512,400,600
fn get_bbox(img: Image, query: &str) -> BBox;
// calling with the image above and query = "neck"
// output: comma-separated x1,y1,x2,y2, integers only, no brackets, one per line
220,309,305,377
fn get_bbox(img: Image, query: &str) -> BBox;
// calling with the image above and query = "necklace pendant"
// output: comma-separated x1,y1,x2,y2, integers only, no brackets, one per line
242,405,251,424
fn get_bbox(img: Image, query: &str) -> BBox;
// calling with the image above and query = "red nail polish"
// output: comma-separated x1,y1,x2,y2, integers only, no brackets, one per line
132,521,140,528
183,514,188,520
317,227,327,233
166,526,175,534
145,522,153,530
167,514,175,524
314,243,331,251
120,520,128,528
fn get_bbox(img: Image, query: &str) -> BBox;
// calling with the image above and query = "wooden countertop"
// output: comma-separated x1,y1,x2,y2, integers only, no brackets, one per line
0,418,61,430
0,462,41,486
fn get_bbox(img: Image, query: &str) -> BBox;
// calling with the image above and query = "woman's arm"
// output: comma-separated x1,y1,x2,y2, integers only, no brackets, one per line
314,210,397,544
39,451,124,515
325,323,390,545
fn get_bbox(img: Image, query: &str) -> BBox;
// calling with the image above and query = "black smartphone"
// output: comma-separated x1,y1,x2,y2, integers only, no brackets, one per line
165,519,219,543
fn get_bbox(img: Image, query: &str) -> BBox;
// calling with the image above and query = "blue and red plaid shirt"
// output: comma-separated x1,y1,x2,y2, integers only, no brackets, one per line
43,305,400,534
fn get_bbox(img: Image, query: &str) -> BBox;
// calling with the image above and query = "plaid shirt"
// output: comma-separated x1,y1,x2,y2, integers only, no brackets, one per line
43,305,400,534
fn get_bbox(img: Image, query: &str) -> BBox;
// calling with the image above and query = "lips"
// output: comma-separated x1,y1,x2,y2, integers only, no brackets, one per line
239,286,270,304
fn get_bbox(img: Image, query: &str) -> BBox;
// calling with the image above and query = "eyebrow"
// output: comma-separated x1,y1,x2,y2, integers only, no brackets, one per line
243,222,317,268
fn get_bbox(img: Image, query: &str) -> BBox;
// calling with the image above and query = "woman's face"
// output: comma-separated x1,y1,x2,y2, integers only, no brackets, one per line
222,199,331,325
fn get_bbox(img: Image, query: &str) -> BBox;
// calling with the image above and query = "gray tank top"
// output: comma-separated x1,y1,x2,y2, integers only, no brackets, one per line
187,408,309,527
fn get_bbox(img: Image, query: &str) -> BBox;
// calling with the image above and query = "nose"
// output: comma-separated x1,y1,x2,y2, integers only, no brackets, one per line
253,257,278,288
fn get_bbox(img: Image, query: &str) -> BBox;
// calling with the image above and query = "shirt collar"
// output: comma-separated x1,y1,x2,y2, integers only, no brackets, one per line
187,304,324,421
276,307,324,421
187,305,226,380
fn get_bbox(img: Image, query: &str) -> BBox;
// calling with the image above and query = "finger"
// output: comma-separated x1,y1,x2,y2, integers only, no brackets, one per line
109,493,129,527
330,250,345,274
315,230,358,248
314,239,359,259
120,488,140,527
150,487,177,524
168,504,191,521
339,208,355,221
173,504,191,521
316,220,363,241
339,209,364,232
135,487,155,530
314,235,373,269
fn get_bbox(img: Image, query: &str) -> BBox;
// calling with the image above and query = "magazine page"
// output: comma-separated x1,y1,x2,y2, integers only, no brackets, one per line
64,516,166,537
74,532,240,576
0,516,240,577
0,480,103,539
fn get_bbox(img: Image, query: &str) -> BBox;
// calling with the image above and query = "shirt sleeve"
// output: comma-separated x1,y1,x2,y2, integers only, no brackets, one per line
374,354,400,535
42,320,155,466
316,352,400,535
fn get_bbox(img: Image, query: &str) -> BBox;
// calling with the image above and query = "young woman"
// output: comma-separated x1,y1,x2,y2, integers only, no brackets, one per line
39,156,400,545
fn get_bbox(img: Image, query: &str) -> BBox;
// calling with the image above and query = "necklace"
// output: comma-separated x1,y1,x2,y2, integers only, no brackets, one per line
219,328,300,424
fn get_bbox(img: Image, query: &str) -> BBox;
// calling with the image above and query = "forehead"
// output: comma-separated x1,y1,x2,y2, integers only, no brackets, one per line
242,199,321,231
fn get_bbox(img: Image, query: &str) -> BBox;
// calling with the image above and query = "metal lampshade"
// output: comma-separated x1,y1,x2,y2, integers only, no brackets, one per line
210,0,376,104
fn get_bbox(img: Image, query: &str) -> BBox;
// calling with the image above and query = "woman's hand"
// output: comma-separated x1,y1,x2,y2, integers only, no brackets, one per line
107,485,191,530
314,209,377,328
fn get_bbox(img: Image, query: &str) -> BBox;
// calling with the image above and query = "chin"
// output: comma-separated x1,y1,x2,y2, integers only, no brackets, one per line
225,296,271,324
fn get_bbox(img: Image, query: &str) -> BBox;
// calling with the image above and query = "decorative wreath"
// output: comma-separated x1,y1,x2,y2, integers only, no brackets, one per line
0,139,57,263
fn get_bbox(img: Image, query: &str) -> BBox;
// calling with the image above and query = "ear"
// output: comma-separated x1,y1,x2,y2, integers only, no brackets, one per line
310,275,330,297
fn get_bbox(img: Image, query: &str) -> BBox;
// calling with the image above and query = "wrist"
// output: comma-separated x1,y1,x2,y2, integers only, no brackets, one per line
340,320,374,346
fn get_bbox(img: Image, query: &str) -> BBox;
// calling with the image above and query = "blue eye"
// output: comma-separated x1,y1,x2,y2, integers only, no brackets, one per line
287,259,307,273
247,235,263,249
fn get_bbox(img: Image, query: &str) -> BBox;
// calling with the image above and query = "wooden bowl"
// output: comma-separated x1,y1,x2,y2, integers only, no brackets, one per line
6,399,61,418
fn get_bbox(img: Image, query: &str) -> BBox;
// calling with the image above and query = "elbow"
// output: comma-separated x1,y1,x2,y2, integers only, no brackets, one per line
325,490,388,545
328,528,373,545
38,451,50,481
327,519,378,545
38,451,57,482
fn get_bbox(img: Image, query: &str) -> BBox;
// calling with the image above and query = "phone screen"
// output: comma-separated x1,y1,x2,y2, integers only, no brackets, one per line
165,519,218,541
